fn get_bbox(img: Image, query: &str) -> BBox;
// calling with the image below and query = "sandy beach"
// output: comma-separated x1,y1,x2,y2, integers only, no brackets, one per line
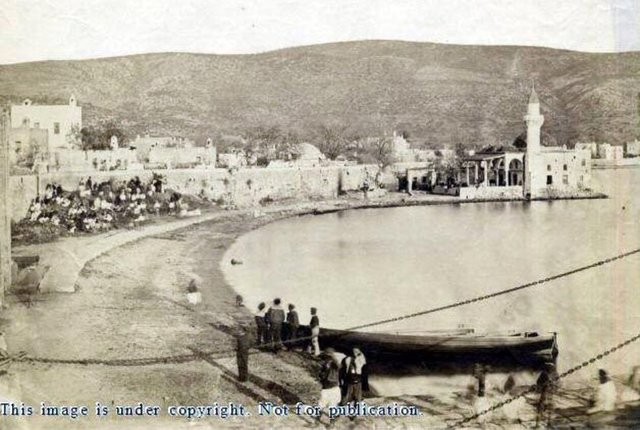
2,192,638,428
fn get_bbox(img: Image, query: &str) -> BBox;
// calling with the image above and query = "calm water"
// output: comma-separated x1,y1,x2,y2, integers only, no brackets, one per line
222,169,640,389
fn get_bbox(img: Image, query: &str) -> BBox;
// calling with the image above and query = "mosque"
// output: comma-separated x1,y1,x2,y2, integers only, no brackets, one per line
462,86,591,199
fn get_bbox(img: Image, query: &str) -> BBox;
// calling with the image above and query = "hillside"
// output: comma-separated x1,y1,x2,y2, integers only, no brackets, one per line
1,40,639,147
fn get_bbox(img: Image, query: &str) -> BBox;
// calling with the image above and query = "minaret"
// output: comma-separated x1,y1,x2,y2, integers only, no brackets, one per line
524,84,544,197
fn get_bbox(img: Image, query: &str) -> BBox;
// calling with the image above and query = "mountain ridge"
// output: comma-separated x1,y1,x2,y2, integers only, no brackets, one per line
1,40,638,147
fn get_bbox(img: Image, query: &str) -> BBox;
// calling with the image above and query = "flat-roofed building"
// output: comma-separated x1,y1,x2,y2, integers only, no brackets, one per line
10,95,81,150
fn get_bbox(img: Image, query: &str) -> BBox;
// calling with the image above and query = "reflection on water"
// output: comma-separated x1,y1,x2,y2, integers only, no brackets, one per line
222,169,640,392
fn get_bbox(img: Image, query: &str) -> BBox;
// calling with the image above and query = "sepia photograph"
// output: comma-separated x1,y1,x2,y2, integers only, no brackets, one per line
0,0,640,428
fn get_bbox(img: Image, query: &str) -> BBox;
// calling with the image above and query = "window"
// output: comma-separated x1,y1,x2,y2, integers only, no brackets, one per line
563,164,567,171
53,122,60,134
546,175,553,185
547,164,551,171
581,159,586,166
33,122,40,128
562,175,569,185
21,118,29,127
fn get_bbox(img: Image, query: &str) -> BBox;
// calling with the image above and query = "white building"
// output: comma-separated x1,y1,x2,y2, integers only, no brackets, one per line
10,96,82,150
147,147,217,169
626,140,640,157
597,143,624,160
524,87,591,198
575,142,598,158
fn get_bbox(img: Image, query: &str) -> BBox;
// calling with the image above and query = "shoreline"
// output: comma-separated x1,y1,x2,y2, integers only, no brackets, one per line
9,189,609,295
4,190,634,429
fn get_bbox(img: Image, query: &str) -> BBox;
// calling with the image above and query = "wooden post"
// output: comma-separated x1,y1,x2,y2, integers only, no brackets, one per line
0,109,11,305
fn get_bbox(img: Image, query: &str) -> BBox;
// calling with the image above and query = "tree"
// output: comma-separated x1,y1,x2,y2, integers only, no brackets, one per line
80,126,107,150
513,132,527,149
314,123,349,160
66,124,82,149
100,120,126,148
244,125,299,161
368,136,395,169
74,121,127,151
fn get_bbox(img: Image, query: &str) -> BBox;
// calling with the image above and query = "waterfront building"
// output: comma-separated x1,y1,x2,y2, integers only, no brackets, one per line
10,96,81,150
463,146,524,187
524,86,591,198
459,86,591,199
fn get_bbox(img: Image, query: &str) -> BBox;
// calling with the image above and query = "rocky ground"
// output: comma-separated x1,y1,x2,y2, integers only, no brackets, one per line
1,192,639,429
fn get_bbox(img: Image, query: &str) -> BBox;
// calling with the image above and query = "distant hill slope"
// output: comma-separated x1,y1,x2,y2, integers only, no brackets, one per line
1,40,639,147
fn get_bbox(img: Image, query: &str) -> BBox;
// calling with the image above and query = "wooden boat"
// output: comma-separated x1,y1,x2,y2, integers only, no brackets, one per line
294,324,558,368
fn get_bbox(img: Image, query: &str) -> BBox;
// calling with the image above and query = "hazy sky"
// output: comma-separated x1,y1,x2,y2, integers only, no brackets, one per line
1,0,639,64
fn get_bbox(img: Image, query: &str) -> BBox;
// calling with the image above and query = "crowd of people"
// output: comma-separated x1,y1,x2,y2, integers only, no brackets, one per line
20,175,195,235
236,311,640,427
253,298,320,355
195,291,640,425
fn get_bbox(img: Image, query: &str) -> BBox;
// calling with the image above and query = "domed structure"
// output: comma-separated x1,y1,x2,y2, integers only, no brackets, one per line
294,142,326,161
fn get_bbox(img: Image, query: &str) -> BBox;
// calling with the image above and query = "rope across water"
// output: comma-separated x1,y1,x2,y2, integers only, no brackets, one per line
449,331,640,428
13,247,640,366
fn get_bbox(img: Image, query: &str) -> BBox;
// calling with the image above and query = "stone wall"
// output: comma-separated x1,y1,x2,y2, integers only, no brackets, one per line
8,164,396,221
53,148,142,172
459,185,523,200
9,175,39,221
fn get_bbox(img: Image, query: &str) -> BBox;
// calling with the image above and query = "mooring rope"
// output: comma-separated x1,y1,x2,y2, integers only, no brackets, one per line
14,350,232,367
242,246,640,358
349,247,640,331
12,247,640,366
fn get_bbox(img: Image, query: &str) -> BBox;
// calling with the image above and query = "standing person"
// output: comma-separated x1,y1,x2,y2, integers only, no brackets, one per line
536,362,559,427
186,279,202,305
317,348,343,426
473,363,487,398
472,380,492,426
309,307,320,356
267,298,285,352
340,348,368,411
286,304,299,348
254,302,267,346
235,327,250,382
587,369,617,414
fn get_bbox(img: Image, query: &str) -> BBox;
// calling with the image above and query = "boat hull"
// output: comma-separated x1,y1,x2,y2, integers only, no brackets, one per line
292,324,557,369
